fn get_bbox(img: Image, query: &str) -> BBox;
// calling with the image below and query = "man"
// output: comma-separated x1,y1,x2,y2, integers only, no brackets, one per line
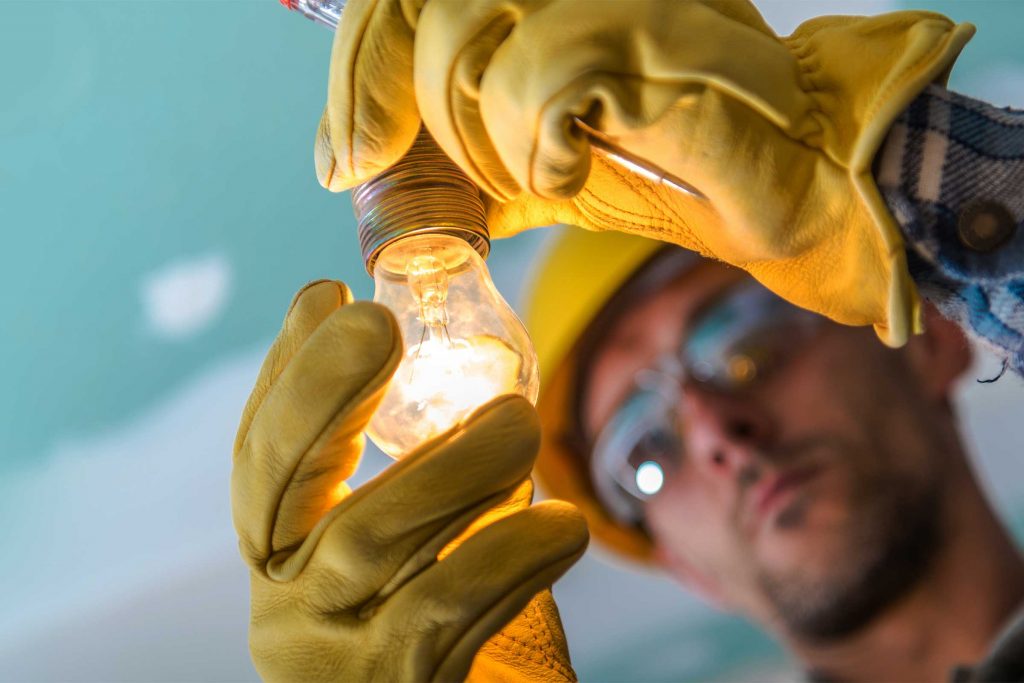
231,1,1024,680
528,228,1024,681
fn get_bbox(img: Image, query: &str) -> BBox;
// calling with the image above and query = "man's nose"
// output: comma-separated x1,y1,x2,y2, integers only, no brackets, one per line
678,381,775,475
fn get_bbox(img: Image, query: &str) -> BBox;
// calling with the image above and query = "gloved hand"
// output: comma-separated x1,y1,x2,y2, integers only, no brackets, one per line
316,0,974,346
231,279,588,682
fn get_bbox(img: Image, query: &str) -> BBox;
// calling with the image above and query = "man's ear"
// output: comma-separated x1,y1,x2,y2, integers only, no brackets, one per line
654,543,734,612
903,304,972,401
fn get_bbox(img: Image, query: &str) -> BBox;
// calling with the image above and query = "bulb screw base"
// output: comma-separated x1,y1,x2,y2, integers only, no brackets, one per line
352,128,490,275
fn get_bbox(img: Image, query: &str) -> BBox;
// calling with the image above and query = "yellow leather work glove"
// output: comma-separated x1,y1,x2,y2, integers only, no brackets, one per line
231,279,588,682
315,0,974,346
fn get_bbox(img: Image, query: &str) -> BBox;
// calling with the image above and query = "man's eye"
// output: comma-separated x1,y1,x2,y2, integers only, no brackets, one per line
724,353,758,385
630,425,681,470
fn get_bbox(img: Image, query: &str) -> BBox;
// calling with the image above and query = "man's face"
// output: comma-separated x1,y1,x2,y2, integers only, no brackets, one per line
583,261,958,641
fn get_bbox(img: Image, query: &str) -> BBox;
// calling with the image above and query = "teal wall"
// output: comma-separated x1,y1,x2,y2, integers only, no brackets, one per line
1,1,1021,680
1,1,364,467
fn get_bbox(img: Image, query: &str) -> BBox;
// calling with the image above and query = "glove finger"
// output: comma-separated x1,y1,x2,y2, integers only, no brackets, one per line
234,280,351,453
320,0,423,191
381,500,589,683
436,478,533,562
233,297,402,572
313,107,344,192
414,0,529,202
294,395,540,603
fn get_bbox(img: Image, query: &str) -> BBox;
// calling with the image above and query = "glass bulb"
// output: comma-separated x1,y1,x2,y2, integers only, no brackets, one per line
367,233,539,458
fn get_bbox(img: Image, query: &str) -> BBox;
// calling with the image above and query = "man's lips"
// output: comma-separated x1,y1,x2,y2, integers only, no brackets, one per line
751,466,822,521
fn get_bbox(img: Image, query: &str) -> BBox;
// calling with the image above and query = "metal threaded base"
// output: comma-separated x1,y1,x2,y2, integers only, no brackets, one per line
352,128,490,274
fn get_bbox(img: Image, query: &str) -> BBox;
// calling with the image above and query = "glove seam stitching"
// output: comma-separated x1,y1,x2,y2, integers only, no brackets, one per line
578,156,715,256
488,630,575,679
577,185,713,258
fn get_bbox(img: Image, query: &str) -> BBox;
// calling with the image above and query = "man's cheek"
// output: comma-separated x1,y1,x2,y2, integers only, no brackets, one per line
650,488,745,578
762,334,878,440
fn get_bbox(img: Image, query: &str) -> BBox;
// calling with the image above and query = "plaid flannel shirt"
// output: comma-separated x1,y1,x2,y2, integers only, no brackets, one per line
875,85,1024,377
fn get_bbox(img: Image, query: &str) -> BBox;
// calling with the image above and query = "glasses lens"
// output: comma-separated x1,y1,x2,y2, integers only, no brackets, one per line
627,423,680,496
591,375,682,525
588,280,821,527
685,283,821,390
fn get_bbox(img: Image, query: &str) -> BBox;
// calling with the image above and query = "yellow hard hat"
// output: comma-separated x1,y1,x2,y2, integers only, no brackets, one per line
523,226,685,562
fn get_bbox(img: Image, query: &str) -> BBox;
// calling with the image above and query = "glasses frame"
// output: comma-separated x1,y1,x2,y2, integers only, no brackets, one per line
586,281,825,528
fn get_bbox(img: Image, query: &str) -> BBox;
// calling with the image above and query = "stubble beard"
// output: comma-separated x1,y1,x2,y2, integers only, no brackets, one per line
756,452,945,642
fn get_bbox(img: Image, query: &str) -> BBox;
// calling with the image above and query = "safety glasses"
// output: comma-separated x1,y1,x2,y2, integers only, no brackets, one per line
589,281,824,526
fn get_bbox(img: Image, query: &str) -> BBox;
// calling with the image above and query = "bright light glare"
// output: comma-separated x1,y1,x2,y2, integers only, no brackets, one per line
367,234,539,459
373,334,522,454
635,461,665,496
602,151,705,199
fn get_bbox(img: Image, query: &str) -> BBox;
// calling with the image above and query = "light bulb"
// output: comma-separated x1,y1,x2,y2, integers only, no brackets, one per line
366,234,538,457
348,124,540,459
280,0,707,458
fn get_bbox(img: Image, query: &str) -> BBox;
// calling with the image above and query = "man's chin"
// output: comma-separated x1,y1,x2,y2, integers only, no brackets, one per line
752,471,944,642
753,490,858,579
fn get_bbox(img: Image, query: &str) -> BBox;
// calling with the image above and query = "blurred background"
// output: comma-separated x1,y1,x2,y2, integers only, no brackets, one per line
1,1,1022,680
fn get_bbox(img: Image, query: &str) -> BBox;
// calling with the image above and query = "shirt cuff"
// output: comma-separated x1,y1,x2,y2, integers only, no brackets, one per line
875,84,1024,376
